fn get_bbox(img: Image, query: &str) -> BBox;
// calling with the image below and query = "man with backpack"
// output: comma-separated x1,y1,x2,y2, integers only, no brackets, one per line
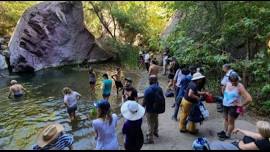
142,75,165,144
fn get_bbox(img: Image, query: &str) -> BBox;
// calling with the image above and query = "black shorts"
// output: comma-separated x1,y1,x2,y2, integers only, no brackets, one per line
168,74,174,79
115,81,123,89
223,106,239,119
67,105,77,114
89,81,96,85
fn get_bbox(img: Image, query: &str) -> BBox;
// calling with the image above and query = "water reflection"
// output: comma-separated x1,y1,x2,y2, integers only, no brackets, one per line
0,64,140,150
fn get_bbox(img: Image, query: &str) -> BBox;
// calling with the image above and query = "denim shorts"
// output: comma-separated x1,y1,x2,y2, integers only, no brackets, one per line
67,105,77,114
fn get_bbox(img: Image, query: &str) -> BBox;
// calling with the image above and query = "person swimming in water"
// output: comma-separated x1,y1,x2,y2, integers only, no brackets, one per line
8,80,26,99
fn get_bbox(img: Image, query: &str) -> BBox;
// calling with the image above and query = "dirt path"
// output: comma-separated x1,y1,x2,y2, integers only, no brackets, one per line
134,69,258,150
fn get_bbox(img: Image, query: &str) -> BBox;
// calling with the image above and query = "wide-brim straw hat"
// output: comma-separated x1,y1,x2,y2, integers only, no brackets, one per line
121,100,145,121
36,123,64,148
191,72,205,81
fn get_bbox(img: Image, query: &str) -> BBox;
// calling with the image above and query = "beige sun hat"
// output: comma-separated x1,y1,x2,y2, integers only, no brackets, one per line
36,123,64,148
191,72,205,81
121,100,145,121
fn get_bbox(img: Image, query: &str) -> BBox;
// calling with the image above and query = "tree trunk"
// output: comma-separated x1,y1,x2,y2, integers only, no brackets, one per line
89,2,115,40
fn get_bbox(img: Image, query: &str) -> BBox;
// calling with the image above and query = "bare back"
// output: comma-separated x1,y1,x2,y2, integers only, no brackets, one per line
149,64,160,76
10,84,25,95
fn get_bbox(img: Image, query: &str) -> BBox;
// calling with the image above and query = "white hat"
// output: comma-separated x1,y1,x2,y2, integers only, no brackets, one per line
121,100,145,121
191,72,205,81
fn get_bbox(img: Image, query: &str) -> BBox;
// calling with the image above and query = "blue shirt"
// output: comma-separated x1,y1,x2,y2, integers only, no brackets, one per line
223,82,241,107
32,133,73,150
102,79,112,95
143,83,164,113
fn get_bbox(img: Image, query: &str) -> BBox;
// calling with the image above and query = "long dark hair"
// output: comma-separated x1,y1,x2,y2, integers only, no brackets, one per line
97,107,113,125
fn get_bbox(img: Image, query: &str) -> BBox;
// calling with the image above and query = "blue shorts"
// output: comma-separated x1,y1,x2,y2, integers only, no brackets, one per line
14,94,23,98
67,105,77,114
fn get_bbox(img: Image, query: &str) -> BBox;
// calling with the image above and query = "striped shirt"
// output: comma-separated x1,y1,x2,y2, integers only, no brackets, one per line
32,133,73,150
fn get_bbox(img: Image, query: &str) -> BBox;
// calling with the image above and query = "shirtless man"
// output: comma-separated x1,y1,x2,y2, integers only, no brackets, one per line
111,67,124,95
148,60,159,77
8,80,26,99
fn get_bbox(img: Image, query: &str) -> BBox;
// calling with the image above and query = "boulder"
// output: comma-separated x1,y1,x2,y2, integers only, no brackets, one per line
0,54,7,70
8,1,112,72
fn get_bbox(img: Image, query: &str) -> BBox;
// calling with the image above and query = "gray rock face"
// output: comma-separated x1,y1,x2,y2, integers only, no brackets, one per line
8,1,111,72
0,54,7,70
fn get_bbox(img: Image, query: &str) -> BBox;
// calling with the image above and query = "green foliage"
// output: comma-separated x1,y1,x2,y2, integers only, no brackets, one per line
0,1,37,36
105,38,139,69
164,1,270,115
262,100,270,110
262,84,270,96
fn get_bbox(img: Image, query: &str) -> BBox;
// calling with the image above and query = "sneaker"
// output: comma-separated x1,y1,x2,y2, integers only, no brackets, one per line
180,129,187,133
218,133,230,140
188,129,199,135
217,131,226,137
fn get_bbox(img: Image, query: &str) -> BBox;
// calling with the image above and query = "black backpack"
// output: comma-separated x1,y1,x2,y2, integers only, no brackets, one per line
187,102,204,124
152,87,165,114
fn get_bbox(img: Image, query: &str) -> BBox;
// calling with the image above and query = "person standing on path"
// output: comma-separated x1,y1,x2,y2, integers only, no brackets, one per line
92,99,119,150
122,77,138,102
62,87,81,121
171,66,192,121
88,66,96,93
162,48,169,75
148,60,160,77
167,60,177,91
220,64,240,95
32,123,74,150
143,75,165,144
144,52,151,72
111,67,124,95
8,80,26,99
217,72,252,140
179,72,209,134
102,73,113,100
171,65,196,108
121,100,145,150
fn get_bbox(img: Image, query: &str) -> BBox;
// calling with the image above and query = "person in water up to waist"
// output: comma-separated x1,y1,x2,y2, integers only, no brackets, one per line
8,80,26,99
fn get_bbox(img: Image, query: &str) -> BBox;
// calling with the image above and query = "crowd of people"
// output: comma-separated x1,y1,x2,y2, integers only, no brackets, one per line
6,48,270,150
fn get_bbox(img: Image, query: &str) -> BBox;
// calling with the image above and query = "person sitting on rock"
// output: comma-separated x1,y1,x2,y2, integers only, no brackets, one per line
210,121,270,150
8,80,26,99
